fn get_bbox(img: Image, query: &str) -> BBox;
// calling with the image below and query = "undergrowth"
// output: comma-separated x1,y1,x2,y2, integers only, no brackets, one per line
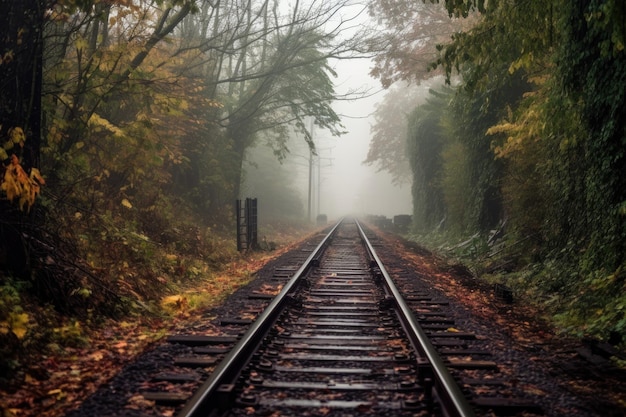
0,197,313,389
407,228,626,352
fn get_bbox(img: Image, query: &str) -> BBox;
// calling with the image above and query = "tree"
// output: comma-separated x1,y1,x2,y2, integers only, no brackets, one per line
364,81,425,186
41,0,212,234
544,0,626,337
37,0,370,250
0,0,45,277
0,1,215,315
363,0,477,216
403,0,626,339
223,27,344,201
44,1,197,162
365,0,476,87
0,0,377,314
406,88,448,232
178,0,365,203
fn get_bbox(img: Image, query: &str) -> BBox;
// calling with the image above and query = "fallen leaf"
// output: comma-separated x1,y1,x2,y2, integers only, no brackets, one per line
113,341,127,349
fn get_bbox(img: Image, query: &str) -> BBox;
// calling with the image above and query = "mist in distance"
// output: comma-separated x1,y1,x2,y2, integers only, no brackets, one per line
244,60,414,223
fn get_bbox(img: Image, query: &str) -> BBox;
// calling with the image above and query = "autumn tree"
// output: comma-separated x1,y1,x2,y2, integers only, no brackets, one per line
369,0,626,340
0,0,377,312
23,0,371,313
0,0,46,277
365,0,475,87
363,1,474,194
0,0,46,380
406,88,447,232
42,1,208,246
449,0,626,339
364,82,425,186
176,0,364,204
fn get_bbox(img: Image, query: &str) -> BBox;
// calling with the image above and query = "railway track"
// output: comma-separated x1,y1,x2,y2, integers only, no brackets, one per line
151,219,542,417
65,217,626,417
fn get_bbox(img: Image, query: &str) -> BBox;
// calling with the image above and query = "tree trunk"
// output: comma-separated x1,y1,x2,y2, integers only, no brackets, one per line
0,0,44,278
0,0,43,167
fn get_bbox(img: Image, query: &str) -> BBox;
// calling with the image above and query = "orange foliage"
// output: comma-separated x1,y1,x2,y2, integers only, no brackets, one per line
1,154,45,211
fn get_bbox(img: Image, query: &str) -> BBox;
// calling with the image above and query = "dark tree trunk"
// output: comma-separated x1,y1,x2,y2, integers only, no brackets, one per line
0,0,45,278
0,0,43,167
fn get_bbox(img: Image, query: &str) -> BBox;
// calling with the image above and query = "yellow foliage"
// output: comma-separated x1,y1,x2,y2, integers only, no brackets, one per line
0,312,29,339
2,127,25,157
160,295,188,313
1,155,45,211
88,113,124,137
75,36,89,52
508,51,535,74
1,126,45,211
9,127,25,145
489,106,545,160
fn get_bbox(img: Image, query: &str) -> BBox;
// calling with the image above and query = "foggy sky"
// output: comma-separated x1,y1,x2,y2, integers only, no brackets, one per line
274,1,414,222
313,57,413,221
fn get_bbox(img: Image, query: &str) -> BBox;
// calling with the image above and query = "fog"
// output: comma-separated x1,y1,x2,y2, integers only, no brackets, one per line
243,1,414,223
244,59,416,223
309,58,413,221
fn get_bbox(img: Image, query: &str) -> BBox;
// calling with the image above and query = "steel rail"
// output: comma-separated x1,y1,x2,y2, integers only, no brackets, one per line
355,219,476,417
176,219,342,417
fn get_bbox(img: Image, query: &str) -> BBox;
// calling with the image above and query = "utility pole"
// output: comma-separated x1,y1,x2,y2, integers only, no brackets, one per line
308,147,313,222
301,120,332,223
307,118,315,222
317,153,321,217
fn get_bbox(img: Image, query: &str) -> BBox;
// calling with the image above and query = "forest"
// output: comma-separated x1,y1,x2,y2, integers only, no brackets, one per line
1,0,625,390
367,0,626,346
0,0,361,384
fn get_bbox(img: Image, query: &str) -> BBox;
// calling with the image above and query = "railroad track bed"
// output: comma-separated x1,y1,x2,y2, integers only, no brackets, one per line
66,220,625,417
224,232,426,417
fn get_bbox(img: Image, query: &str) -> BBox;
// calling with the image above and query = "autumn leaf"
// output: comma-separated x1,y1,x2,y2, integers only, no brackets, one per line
113,341,128,349
88,351,105,361
9,127,25,145
11,313,29,339
161,295,188,313
0,312,30,339
74,35,89,52
30,168,45,185
126,394,155,409
1,155,45,211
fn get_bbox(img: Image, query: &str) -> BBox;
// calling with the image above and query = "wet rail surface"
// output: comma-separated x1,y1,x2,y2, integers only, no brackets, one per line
162,219,541,417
